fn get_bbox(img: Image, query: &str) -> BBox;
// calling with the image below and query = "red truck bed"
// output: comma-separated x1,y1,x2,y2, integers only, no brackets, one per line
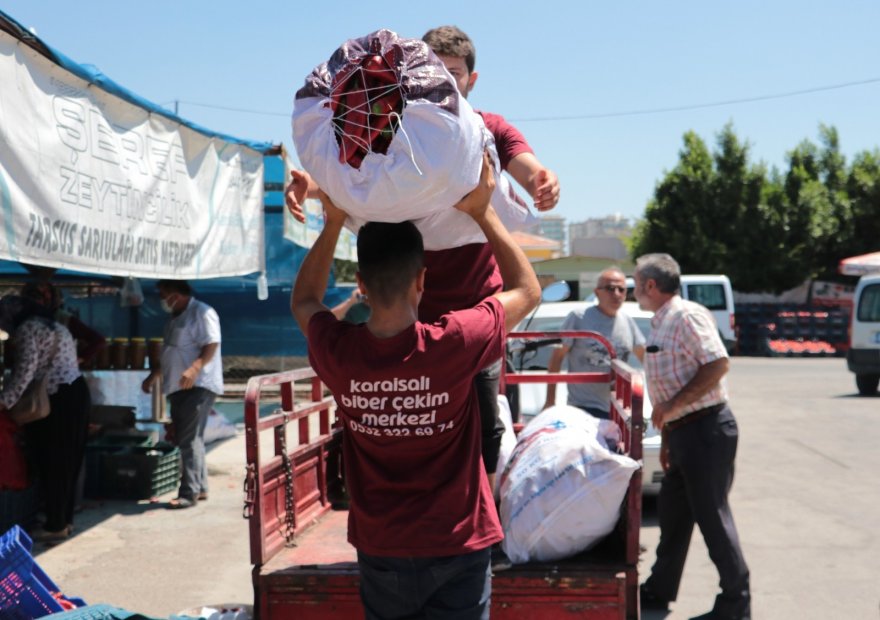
258,508,630,619
245,332,644,619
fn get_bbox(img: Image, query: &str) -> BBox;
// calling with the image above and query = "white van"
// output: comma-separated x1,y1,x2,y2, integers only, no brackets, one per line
847,274,880,395
680,275,737,353
586,274,737,353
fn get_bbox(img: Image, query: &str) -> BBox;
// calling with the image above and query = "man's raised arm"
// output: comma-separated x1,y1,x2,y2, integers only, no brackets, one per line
291,176,348,335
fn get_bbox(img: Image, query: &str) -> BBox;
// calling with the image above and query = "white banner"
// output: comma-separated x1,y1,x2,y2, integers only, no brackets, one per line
0,31,265,278
283,197,358,263
282,156,357,262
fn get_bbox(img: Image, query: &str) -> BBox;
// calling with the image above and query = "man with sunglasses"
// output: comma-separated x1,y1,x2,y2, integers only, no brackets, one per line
544,267,645,418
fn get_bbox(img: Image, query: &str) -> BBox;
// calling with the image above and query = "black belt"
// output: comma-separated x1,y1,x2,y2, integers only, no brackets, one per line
665,402,726,432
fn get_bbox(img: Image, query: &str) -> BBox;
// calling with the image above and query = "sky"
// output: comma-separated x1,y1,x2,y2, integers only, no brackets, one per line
3,1,880,226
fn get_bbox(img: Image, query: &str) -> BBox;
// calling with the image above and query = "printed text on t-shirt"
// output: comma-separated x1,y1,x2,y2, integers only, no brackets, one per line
339,375,453,438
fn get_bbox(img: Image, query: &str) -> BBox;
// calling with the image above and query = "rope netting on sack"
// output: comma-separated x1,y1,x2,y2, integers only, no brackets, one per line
329,39,405,169
293,29,536,249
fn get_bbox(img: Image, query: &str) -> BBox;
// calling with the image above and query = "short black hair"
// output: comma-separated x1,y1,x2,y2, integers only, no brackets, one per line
156,279,192,296
357,222,423,307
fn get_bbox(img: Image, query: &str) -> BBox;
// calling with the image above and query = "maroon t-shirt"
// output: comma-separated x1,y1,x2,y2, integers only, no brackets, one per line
478,111,534,171
419,111,533,322
419,243,502,324
307,298,506,557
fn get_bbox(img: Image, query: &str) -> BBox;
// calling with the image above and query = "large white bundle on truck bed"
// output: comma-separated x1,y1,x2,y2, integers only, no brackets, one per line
499,405,640,564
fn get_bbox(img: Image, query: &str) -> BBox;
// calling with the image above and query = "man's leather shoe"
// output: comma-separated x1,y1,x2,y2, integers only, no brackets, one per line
640,584,669,611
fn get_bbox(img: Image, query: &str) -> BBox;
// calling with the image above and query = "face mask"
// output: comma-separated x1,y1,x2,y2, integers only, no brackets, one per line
160,296,176,313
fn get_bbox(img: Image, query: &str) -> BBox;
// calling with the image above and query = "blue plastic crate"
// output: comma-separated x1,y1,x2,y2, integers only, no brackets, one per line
0,485,40,534
0,525,86,619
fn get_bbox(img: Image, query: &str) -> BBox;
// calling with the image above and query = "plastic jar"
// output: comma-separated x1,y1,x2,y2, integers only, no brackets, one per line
129,337,147,369
96,338,112,369
111,337,129,370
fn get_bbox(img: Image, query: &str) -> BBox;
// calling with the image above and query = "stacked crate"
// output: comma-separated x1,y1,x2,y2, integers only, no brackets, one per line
84,432,180,500
100,443,180,500
736,304,851,357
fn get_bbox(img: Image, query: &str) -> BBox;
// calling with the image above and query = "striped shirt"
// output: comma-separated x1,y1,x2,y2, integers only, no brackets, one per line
644,296,728,420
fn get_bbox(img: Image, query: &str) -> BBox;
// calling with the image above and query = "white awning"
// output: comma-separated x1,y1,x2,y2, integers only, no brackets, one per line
839,252,880,276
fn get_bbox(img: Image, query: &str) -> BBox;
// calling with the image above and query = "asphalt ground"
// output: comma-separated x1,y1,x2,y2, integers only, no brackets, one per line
30,357,880,618
640,357,880,620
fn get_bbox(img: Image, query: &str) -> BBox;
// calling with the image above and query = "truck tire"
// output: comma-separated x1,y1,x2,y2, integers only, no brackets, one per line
856,374,879,396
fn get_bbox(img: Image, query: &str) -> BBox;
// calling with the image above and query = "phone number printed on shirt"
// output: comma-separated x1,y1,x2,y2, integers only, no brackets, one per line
348,414,455,438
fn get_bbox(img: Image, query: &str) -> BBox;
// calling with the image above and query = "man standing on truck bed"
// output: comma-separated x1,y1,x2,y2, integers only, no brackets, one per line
633,253,750,620
290,154,540,620
422,24,559,494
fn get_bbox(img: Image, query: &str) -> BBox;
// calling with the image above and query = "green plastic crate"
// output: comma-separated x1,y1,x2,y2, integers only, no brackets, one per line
84,434,155,499
100,442,181,500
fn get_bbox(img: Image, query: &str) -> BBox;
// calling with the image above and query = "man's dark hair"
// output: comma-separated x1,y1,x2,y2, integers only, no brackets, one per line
357,222,424,307
635,253,681,294
422,25,476,73
156,279,192,296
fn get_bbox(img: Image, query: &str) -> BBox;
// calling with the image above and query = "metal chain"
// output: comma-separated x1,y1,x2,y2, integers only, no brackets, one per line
242,464,256,519
279,411,297,546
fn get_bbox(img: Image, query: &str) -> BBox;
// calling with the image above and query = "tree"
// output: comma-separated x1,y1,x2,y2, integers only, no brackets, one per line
846,149,880,258
780,126,851,280
632,130,716,269
631,125,812,292
631,124,878,293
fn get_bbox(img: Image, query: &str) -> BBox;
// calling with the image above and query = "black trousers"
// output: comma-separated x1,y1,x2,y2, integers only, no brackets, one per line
474,359,504,475
645,404,750,618
27,376,91,531
358,548,492,620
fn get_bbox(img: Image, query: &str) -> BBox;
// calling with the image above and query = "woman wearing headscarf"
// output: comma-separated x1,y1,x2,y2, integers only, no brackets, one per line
0,295,91,541
21,281,106,367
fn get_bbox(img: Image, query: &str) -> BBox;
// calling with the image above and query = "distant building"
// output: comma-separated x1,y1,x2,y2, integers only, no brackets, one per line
569,214,631,240
571,236,628,260
527,215,567,250
569,214,633,259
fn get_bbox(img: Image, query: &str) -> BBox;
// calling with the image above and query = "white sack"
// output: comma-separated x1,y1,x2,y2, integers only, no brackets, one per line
498,405,640,564
494,395,518,500
292,29,534,250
